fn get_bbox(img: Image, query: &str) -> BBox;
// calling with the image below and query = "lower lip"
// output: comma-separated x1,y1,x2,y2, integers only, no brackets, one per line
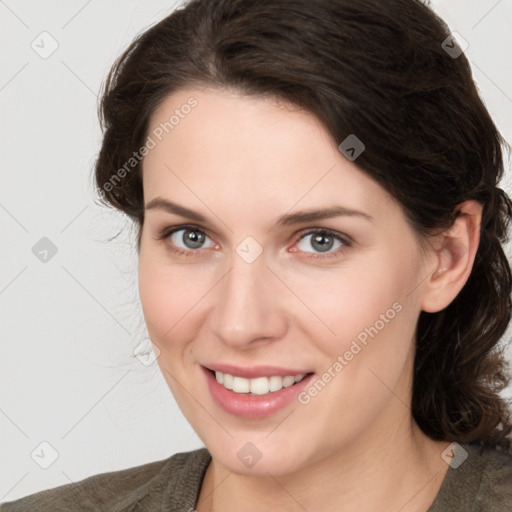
202,366,315,419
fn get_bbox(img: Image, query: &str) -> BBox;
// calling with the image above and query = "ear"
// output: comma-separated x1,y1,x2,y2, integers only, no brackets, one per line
421,200,483,313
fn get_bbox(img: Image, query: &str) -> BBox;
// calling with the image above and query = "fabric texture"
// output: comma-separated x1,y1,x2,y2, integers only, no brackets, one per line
1,442,511,511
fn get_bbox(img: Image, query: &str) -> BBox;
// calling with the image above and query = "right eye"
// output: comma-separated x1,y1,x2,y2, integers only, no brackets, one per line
156,224,218,257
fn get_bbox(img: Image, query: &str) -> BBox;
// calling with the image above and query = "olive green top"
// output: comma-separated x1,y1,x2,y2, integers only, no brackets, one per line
1,443,511,511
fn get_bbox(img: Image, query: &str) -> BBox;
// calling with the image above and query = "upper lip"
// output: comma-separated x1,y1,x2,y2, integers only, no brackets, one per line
203,363,314,379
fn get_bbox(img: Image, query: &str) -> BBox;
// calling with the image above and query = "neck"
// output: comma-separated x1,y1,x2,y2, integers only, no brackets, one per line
196,412,451,512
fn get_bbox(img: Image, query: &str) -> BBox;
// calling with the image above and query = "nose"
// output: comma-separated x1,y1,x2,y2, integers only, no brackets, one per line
209,248,288,349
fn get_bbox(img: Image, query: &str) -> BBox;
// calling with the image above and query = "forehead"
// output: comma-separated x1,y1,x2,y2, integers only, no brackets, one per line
142,87,398,223
146,86,334,164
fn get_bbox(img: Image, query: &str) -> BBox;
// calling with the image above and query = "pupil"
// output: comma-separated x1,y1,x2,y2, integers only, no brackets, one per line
313,233,332,253
184,229,204,249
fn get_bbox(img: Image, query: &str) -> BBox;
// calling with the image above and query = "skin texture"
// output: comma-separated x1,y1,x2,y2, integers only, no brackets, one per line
138,87,482,512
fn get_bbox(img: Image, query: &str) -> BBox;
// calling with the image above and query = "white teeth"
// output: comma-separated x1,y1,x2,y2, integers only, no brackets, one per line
282,376,296,387
269,375,283,392
233,376,250,393
214,371,307,395
222,373,233,390
249,376,269,395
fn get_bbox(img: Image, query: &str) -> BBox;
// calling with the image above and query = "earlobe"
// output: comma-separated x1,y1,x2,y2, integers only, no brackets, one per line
421,200,482,313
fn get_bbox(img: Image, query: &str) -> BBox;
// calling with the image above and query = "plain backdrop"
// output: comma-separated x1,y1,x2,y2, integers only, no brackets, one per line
1,0,512,502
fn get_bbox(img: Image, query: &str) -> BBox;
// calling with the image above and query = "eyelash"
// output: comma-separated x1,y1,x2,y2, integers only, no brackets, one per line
156,224,352,260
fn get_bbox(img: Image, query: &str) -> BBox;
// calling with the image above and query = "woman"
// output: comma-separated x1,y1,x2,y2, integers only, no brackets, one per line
2,0,511,510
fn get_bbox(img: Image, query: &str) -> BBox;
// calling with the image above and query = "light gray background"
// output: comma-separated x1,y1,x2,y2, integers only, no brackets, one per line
1,0,511,502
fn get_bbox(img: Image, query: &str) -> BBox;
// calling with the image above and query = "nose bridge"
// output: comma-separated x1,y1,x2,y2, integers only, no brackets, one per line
211,247,285,346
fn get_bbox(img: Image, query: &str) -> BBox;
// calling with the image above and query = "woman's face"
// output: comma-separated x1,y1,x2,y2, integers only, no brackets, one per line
138,87,435,476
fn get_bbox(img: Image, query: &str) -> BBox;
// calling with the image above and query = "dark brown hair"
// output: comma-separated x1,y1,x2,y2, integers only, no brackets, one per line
93,0,512,453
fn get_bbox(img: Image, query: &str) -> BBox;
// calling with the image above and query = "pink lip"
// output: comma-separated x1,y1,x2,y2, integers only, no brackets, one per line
202,366,315,419
203,362,313,379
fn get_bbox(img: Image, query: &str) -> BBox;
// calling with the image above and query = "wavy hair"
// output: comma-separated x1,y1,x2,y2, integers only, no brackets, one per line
93,0,512,453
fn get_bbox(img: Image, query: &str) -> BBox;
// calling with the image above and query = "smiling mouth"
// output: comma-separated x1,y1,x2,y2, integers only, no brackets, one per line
206,368,315,396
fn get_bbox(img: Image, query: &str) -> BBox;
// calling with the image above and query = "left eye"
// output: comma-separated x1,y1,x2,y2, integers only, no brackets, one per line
295,230,346,255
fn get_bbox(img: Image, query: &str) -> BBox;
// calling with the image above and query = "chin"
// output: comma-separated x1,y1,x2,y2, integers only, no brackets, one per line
202,433,312,477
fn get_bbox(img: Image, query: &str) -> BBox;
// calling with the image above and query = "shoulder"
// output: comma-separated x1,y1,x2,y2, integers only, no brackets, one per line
473,443,512,509
0,447,211,512
430,442,512,512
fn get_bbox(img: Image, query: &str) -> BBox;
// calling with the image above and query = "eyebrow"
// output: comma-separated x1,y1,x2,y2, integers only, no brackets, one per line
144,197,373,227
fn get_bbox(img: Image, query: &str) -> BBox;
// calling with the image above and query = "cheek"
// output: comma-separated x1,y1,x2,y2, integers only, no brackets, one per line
137,254,215,352
294,273,418,439
322,256,421,402
292,264,403,344
138,255,184,344
298,246,421,369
